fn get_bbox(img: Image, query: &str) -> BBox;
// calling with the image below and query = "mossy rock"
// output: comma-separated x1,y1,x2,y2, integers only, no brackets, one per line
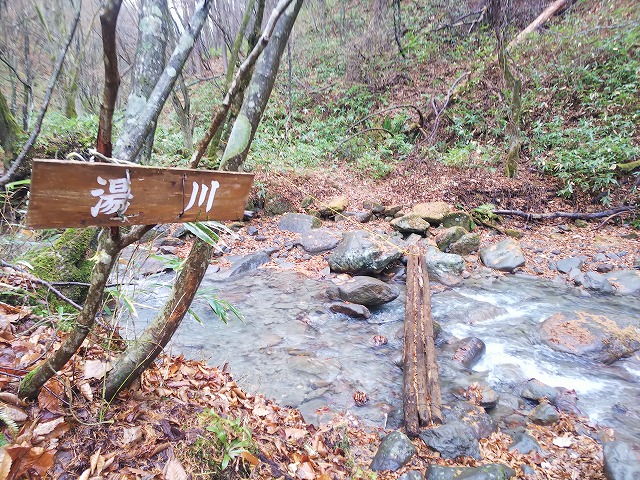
26,228,98,308
263,193,294,216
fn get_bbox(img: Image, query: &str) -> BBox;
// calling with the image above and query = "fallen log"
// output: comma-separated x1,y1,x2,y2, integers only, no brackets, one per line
508,0,572,48
492,205,636,222
403,244,442,437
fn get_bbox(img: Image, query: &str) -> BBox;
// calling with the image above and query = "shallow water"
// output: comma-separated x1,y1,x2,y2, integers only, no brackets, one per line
121,268,640,442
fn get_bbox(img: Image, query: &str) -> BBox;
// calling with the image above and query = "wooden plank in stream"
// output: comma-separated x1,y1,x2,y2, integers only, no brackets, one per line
403,244,443,437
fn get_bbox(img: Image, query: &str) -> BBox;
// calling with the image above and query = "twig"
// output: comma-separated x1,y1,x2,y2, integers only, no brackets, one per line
0,55,32,91
0,2,81,188
1,260,82,310
348,104,425,132
424,71,470,145
339,128,394,145
594,211,630,230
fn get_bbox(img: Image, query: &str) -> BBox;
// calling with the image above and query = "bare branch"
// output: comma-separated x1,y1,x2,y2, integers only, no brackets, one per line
0,3,81,188
189,0,295,168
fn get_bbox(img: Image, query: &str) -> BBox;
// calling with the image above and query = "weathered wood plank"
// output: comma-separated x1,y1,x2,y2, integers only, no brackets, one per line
26,159,254,229
403,244,443,437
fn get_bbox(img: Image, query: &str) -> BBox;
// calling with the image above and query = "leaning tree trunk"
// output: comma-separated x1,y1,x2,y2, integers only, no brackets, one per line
103,240,213,400
114,0,168,164
219,0,303,171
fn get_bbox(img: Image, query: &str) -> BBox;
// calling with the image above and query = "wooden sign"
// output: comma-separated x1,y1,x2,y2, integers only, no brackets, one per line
26,159,254,229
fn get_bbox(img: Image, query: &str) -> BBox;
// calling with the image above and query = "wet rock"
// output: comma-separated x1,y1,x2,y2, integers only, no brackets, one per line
246,225,259,236
319,196,348,217
436,227,467,252
603,441,640,480
370,430,416,472
391,214,430,235
445,402,497,440
419,421,481,460
554,388,582,415
209,252,271,280
140,224,171,243
328,301,371,319
337,276,399,306
426,247,465,286
327,231,403,275
297,229,342,254
521,379,558,403
540,311,640,364
442,211,474,231
574,271,614,293
412,202,452,225
158,236,185,247
426,464,515,480
399,471,424,480
450,233,480,256
278,213,322,233
604,270,640,295
596,263,615,273
452,337,486,368
530,403,559,425
478,385,499,410
556,256,585,274
479,239,526,272
508,429,541,454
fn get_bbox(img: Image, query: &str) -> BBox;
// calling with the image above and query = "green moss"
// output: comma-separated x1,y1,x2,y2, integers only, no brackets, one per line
27,228,98,309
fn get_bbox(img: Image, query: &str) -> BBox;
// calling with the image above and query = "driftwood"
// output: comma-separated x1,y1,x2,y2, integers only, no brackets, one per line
493,206,636,221
403,245,442,438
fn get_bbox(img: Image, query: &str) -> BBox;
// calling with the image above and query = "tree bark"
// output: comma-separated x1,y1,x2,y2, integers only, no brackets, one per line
96,0,123,159
509,0,571,48
219,0,303,171
113,0,213,163
116,0,169,164
0,89,22,166
103,239,213,400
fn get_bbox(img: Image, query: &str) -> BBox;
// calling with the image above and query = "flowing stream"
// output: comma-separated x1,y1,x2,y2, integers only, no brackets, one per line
122,268,640,442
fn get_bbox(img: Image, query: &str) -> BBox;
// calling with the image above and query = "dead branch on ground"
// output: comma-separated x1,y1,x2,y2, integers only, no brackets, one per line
493,206,636,222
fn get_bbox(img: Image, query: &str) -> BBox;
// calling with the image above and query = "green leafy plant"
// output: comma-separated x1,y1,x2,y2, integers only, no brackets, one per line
189,410,256,475
190,287,243,325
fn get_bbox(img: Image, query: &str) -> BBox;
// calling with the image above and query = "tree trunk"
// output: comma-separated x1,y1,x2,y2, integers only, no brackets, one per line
113,0,213,163
0,89,22,166
116,0,169,164
103,239,213,400
219,0,303,171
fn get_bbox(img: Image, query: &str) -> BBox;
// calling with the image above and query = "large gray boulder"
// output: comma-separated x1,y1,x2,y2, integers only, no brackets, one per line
556,256,585,274
207,251,271,280
297,229,342,254
603,441,640,480
540,311,640,364
391,213,430,235
278,213,321,233
479,239,525,272
370,431,416,472
337,276,399,306
419,421,481,460
520,379,558,403
574,271,614,293
412,202,452,225
426,247,465,286
529,403,559,425
327,231,403,274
